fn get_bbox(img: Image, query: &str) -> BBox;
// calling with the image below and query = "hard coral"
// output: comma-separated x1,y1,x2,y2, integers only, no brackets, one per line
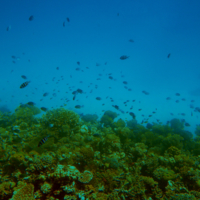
78,170,93,183
100,115,113,127
166,146,181,157
41,182,52,194
112,118,126,128
153,167,176,181
81,114,98,123
11,182,34,200
41,108,80,136
103,110,118,120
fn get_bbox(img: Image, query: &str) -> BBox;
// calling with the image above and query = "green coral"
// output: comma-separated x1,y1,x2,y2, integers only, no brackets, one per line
1,106,200,199
40,108,80,137
11,182,34,200
153,167,176,181
112,118,126,128
100,115,113,127
41,182,52,194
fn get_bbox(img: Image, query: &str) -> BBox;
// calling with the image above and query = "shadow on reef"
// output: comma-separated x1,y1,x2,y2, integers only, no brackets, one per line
0,106,200,199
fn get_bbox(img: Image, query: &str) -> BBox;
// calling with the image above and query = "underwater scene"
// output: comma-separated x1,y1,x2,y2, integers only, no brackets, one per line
1,0,200,199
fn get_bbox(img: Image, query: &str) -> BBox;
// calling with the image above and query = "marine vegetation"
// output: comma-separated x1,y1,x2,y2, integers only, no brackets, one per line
1,106,200,199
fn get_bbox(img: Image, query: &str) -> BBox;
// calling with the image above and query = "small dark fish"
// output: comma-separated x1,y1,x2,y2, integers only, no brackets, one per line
77,61,80,65
120,55,129,60
175,100,179,103
195,107,200,112
142,90,149,95
185,122,190,127
175,93,180,96
21,75,27,79
66,17,70,22
93,133,101,137
182,98,186,101
181,113,185,116
43,92,49,97
112,105,119,110
73,94,77,101
6,25,11,31
108,76,113,80
129,112,136,119
63,21,65,27
166,97,171,100
38,136,49,147
138,109,142,111
77,89,83,94
29,15,34,21
96,63,100,66
96,97,101,100
56,67,59,70
167,53,171,58
123,81,128,84
129,39,134,43
75,105,83,109
41,107,48,112
20,81,30,89
190,104,194,109
72,90,78,100
191,100,195,103
27,102,35,106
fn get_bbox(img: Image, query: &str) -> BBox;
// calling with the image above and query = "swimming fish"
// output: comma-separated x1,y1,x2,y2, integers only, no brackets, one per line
129,39,134,43
6,25,11,31
20,81,30,89
21,75,27,79
120,55,129,60
29,15,34,21
72,91,78,100
38,136,49,147
41,107,48,112
75,105,84,109
185,122,190,127
43,92,49,97
27,102,35,106
142,90,149,95
129,112,136,119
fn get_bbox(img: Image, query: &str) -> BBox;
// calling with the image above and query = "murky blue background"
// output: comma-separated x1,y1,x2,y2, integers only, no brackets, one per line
1,0,200,133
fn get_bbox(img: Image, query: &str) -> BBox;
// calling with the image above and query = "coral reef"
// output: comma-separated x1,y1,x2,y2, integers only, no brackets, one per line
1,106,200,199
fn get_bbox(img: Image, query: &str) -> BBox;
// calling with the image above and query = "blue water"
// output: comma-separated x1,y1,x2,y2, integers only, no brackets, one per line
1,0,200,134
